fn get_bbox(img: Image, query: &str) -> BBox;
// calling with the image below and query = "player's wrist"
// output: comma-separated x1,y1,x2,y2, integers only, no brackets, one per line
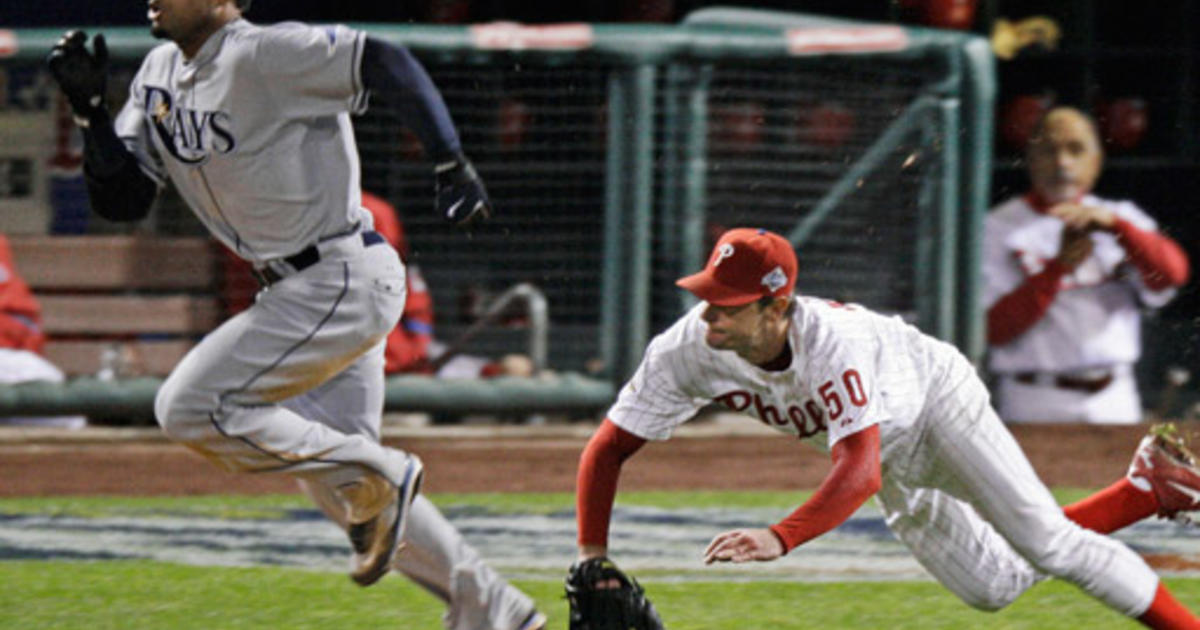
432,150,468,173
578,544,608,561
72,104,109,129
767,524,794,554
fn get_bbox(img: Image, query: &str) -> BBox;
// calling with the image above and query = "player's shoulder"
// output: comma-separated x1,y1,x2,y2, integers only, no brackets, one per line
140,40,182,69
646,304,708,355
793,296,890,353
239,20,361,48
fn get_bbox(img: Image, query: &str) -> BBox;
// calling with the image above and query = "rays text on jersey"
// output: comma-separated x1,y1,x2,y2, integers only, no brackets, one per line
144,85,236,164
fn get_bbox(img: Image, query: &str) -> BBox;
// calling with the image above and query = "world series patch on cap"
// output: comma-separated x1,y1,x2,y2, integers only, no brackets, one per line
676,228,797,306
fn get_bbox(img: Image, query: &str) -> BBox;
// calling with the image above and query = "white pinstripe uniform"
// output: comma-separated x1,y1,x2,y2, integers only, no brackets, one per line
984,194,1177,423
609,297,1160,616
117,20,534,629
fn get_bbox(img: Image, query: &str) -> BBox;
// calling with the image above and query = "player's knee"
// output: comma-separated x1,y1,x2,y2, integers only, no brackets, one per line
958,591,1017,612
153,377,208,440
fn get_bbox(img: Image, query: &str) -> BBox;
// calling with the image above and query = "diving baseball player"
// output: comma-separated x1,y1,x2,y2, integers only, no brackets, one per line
571,228,1200,628
46,1,544,628
984,107,1190,424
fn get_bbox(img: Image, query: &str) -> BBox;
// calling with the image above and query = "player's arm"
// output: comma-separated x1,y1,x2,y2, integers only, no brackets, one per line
360,38,490,227
986,223,1097,346
1050,202,1190,291
986,259,1069,346
576,418,647,559
46,31,157,223
1111,219,1190,291
703,424,880,563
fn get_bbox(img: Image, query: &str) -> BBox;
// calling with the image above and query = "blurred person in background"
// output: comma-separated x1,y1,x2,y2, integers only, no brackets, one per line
983,106,1189,424
0,234,85,429
360,192,534,380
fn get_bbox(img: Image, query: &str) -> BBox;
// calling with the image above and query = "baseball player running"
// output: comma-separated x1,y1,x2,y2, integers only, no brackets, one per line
46,1,544,628
572,227,1200,628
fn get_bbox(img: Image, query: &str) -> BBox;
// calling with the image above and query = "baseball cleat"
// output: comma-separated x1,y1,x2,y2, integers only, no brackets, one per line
345,455,424,586
1128,423,1200,523
516,609,547,630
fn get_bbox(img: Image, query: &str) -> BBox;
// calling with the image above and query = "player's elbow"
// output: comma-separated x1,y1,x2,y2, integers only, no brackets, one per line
862,468,882,497
85,161,157,222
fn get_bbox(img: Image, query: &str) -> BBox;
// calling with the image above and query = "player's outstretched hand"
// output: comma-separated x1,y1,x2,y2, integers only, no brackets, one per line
46,30,109,123
434,152,492,228
703,528,784,564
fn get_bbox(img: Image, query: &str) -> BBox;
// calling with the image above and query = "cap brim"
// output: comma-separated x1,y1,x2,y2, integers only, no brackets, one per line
676,271,761,306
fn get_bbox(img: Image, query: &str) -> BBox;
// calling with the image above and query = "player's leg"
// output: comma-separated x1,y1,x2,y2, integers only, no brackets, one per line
286,340,393,530
925,371,1196,625
394,496,545,630
300,480,543,630
154,240,411,485
1066,423,1200,533
155,237,419,583
288,341,544,629
875,479,1041,611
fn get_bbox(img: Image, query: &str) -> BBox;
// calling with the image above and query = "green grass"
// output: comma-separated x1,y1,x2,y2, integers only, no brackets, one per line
0,560,1188,629
0,487,1101,518
0,489,1186,629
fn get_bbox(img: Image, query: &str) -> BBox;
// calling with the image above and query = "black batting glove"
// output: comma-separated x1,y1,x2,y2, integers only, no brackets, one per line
47,30,110,126
434,152,492,228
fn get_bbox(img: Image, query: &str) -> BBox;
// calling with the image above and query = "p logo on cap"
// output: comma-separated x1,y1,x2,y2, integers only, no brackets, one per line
676,228,797,306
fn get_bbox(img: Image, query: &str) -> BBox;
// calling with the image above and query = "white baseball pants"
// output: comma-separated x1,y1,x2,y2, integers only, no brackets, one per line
877,364,1158,617
997,366,1141,424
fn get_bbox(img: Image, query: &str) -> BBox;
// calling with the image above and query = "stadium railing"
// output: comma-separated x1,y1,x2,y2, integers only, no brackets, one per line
0,8,993,420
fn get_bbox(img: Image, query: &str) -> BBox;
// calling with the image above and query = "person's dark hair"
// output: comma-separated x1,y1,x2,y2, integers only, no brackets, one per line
237,0,251,11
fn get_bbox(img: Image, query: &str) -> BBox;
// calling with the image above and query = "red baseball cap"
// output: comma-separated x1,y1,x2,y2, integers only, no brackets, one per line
676,228,797,306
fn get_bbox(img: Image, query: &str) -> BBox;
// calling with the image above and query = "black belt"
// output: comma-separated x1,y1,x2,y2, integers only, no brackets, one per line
254,231,386,286
1014,371,1114,394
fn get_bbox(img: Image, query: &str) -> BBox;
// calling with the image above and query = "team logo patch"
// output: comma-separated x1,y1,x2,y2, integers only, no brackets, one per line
761,266,787,292
712,243,735,267
143,85,237,165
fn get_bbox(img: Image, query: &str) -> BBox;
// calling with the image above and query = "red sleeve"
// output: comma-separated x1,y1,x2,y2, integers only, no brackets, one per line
768,425,881,552
986,260,1068,346
0,236,45,352
576,419,647,548
1112,218,1190,291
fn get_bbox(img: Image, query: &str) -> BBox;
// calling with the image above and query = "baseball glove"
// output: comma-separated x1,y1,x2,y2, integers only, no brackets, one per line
565,557,665,630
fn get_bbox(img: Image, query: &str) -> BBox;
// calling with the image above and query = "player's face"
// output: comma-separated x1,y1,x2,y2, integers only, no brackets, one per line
700,299,782,361
1027,111,1103,204
148,0,227,48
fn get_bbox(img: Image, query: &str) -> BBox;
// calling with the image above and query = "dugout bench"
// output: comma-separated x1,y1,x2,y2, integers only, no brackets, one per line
10,234,220,377
2,235,614,422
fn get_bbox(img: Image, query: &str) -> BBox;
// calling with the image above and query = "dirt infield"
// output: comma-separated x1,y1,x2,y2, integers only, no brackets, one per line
0,421,1152,497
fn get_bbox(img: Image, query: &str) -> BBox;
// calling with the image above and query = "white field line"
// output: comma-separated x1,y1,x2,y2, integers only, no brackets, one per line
2,504,1199,582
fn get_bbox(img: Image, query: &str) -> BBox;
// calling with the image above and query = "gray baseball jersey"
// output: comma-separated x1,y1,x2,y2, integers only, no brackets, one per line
115,19,371,262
